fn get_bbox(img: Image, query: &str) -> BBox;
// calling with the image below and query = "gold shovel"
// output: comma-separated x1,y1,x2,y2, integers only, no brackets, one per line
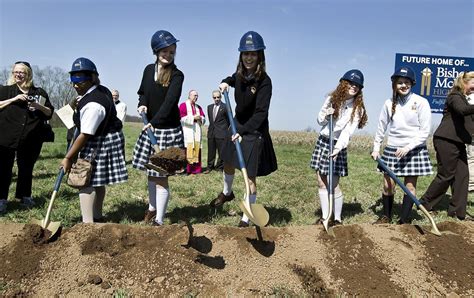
31,168,64,238
31,128,79,239
376,157,441,236
222,91,269,227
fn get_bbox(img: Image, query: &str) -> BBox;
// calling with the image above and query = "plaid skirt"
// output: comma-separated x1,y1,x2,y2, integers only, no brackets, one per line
377,145,433,176
310,135,348,176
79,131,128,187
132,126,184,177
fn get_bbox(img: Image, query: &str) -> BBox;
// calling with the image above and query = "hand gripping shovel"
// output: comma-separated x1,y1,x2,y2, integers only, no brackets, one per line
222,90,269,227
322,110,335,235
140,112,170,175
31,128,79,238
376,157,441,236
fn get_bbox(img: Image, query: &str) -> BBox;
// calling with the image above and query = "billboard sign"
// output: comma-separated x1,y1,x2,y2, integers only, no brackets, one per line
395,53,473,113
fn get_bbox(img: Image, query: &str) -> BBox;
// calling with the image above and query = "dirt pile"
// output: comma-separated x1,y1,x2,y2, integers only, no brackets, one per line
149,147,187,174
0,221,473,296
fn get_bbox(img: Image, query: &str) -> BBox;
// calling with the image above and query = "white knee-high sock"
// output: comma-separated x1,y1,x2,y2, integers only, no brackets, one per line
319,189,329,219
241,194,257,223
155,187,169,225
148,180,157,211
223,173,234,196
79,187,95,223
334,191,344,221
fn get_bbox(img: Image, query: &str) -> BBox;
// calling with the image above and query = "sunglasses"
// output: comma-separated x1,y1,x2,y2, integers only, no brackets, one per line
213,96,221,99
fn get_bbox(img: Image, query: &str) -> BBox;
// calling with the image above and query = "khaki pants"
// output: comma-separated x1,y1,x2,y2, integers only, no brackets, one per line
467,144,474,192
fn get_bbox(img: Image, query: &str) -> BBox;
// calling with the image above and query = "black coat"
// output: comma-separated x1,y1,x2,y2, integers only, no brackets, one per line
434,90,474,144
207,102,229,139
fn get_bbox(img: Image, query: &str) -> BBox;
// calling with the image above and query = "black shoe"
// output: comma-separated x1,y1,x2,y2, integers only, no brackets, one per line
373,215,391,224
209,192,235,208
238,221,249,228
143,210,157,223
313,218,324,225
151,221,162,226
397,218,412,225
331,220,342,226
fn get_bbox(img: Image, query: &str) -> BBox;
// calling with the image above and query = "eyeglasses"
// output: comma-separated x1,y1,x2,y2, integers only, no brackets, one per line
213,96,221,99
13,71,26,75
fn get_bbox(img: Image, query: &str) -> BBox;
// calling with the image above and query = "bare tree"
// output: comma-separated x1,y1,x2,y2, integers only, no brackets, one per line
0,68,10,85
32,65,75,109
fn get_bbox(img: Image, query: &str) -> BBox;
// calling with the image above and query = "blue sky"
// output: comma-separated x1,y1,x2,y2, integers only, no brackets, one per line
1,0,473,133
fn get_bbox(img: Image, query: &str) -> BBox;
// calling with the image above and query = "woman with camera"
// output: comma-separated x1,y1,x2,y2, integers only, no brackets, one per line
0,61,54,214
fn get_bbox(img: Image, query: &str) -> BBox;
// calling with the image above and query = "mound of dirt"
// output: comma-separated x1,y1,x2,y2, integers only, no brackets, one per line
149,147,187,174
0,222,473,296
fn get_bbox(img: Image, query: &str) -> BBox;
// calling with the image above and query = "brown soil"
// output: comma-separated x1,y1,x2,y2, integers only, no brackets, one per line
149,147,187,174
0,221,473,296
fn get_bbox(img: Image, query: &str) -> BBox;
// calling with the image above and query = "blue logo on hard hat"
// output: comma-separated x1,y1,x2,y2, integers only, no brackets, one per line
340,69,364,88
151,30,179,53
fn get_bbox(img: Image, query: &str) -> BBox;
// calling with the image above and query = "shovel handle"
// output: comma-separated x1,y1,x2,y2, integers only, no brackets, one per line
140,112,160,152
376,157,420,207
45,126,78,227
222,91,245,169
376,157,441,236
140,112,158,144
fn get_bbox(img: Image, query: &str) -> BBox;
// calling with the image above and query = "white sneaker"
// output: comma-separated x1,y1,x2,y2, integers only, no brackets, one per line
21,197,35,208
0,200,7,214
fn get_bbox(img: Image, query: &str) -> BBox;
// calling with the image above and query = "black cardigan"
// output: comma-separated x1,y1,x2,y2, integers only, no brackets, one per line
222,72,272,136
137,64,184,128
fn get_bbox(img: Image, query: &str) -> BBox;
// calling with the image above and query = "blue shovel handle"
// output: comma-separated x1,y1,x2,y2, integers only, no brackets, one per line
376,157,421,207
56,128,79,192
222,91,246,169
140,112,158,146
328,110,334,196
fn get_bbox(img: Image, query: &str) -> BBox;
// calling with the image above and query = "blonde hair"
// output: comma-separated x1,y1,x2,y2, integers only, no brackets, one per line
7,62,33,89
449,71,474,96
155,44,177,87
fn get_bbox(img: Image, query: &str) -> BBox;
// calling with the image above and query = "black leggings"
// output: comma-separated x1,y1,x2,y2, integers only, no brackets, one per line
0,140,43,200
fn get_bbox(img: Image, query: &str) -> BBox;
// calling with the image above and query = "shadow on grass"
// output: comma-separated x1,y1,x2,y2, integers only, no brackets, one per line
104,200,147,223
168,205,214,224
266,206,292,226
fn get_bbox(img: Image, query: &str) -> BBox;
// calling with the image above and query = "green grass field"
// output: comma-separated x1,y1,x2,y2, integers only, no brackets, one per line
1,123,472,227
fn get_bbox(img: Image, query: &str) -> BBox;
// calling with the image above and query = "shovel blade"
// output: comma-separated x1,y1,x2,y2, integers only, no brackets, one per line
31,218,61,239
144,162,170,176
238,201,269,227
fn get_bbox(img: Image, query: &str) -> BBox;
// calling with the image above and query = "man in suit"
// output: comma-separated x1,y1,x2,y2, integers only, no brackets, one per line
203,90,229,174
